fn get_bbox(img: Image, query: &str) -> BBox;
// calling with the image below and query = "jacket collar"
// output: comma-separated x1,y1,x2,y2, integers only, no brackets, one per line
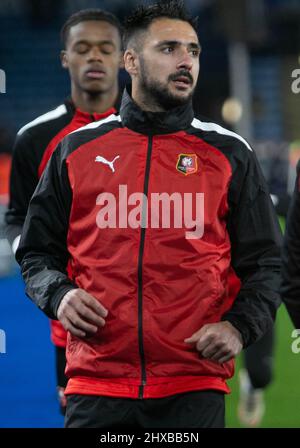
120,86,194,135
65,93,121,120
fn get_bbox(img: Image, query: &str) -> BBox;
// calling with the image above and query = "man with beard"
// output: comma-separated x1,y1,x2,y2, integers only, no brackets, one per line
5,9,123,414
16,1,282,428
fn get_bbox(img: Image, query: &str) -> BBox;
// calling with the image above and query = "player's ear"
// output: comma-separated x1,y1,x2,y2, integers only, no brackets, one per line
124,49,139,77
61,50,69,69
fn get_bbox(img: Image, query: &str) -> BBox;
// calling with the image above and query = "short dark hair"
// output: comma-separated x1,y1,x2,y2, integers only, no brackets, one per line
61,9,123,48
123,0,198,50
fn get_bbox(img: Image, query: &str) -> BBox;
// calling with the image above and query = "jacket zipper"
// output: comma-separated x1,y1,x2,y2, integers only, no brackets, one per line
137,135,153,399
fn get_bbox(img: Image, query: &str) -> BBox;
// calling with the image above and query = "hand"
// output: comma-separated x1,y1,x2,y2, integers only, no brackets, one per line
184,321,243,364
57,288,108,338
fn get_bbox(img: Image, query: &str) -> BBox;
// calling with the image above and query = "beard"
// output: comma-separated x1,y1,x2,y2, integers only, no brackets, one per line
139,56,195,110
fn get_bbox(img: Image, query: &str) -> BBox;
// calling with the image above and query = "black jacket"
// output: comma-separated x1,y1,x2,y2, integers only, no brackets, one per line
5,99,118,245
281,159,300,327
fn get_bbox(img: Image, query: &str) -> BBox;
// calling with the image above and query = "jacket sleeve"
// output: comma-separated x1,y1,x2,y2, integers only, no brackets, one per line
15,141,77,320
222,148,282,347
281,160,300,328
4,130,40,247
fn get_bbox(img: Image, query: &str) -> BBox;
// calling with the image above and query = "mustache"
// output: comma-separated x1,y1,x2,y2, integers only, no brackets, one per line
168,70,193,84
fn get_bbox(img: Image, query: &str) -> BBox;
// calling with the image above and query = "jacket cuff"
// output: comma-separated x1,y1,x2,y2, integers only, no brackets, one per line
50,285,78,319
221,315,250,348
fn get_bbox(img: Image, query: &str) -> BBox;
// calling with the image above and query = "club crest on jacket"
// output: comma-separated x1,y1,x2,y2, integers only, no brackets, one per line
176,154,198,175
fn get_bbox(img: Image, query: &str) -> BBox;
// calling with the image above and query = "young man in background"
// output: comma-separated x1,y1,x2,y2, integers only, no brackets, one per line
5,8,123,414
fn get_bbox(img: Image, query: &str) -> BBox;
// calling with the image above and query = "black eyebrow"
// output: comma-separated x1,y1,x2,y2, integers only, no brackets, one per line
156,40,201,51
73,40,116,47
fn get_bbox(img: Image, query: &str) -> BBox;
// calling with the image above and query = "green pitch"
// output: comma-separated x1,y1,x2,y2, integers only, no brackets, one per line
226,306,300,427
226,215,300,428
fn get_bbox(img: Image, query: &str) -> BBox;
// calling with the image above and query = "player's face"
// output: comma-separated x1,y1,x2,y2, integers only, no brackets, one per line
61,20,121,95
137,18,200,108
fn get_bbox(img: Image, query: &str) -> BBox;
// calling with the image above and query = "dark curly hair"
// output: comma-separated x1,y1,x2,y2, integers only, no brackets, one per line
123,0,198,50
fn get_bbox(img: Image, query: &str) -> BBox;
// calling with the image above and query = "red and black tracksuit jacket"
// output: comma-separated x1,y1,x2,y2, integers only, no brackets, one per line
5,99,118,347
16,88,282,399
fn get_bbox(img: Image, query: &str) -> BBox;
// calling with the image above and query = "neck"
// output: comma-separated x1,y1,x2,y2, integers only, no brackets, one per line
71,84,118,114
131,82,165,113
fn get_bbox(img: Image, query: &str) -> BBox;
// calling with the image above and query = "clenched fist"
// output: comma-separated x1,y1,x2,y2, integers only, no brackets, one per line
184,321,243,364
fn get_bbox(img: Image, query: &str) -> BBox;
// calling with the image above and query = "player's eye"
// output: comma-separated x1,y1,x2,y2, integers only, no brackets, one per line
162,47,174,54
190,49,200,57
101,45,114,55
75,45,89,54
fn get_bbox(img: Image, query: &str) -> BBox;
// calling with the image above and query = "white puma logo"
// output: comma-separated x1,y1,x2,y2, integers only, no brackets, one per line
95,155,120,173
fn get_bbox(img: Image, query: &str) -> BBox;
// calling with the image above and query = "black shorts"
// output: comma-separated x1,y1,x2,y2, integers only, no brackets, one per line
65,390,225,428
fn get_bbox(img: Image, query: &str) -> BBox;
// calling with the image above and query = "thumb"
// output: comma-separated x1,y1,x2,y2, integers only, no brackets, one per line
184,333,199,343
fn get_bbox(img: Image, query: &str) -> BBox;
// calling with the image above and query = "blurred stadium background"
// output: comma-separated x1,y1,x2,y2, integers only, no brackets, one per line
0,0,299,428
